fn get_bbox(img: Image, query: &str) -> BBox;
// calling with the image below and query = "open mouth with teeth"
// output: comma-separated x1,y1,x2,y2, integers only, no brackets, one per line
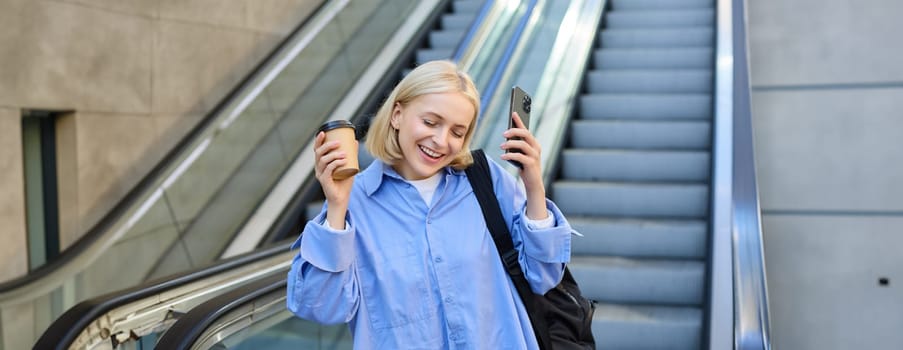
418,145,444,160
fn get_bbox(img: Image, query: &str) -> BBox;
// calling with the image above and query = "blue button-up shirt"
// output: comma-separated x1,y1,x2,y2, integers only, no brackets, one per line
287,155,573,349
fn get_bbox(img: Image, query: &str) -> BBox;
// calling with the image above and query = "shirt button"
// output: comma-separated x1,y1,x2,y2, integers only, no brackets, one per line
434,257,442,263
445,297,453,304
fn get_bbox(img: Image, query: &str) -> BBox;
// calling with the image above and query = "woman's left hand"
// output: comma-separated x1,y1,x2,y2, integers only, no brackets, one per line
501,112,548,220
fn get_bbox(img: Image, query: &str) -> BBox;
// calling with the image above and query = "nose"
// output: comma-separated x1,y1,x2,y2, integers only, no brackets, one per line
432,128,449,145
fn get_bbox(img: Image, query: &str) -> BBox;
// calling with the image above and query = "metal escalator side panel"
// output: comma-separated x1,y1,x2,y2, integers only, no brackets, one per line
33,244,293,350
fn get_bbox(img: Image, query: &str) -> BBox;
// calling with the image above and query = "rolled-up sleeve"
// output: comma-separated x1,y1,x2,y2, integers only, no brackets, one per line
518,199,572,263
300,214,356,272
483,154,574,294
512,199,573,295
286,211,360,324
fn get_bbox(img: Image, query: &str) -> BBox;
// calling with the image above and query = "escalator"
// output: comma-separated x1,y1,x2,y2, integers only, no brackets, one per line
560,0,716,348
34,0,774,348
156,0,776,347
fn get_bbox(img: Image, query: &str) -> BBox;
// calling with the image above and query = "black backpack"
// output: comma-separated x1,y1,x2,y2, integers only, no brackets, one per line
466,150,595,350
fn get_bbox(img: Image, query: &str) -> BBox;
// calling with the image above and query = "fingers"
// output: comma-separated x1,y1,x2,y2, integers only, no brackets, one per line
503,128,541,153
316,151,347,178
314,135,346,178
501,141,539,163
501,137,541,166
510,112,526,129
314,131,326,147
506,112,538,146
502,114,542,171
322,158,348,179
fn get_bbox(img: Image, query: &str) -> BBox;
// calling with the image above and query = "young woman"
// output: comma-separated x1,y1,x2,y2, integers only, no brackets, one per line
287,60,573,349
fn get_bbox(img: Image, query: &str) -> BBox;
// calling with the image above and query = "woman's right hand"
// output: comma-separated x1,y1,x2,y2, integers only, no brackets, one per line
314,131,355,228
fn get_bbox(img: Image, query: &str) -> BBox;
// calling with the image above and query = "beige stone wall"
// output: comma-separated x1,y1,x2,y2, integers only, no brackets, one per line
0,107,28,282
0,0,321,282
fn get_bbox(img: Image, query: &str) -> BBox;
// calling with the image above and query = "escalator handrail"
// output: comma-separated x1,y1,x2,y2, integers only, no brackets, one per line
531,0,606,186
730,0,772,348
470,0,607,188
710,0,772,348
0,0,336,300
452,0,495,62
477,0,539,121
153,274,287,350
32,242,291,350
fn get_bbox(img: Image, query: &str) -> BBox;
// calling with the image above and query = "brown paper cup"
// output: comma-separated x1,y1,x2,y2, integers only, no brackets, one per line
319,120,359,180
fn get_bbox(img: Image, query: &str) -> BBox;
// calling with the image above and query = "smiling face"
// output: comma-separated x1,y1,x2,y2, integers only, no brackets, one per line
390,92,476,180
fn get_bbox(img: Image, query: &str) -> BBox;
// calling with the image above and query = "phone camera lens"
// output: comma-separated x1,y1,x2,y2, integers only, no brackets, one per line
523,96,531,113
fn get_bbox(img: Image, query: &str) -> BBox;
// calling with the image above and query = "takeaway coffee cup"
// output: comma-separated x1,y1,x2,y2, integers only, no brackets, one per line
318,120,359,180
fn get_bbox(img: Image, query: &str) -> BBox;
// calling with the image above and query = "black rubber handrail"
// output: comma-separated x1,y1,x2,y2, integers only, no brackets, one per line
154,274,287,350
32,242,290,350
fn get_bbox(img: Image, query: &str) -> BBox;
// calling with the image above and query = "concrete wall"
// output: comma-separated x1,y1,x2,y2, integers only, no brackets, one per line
748,0,903,348
0,0,321,282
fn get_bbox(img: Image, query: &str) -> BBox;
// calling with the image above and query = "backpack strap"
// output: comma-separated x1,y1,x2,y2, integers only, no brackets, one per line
465,149,551,350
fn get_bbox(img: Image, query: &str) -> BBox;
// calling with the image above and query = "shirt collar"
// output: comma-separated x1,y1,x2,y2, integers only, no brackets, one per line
361,159,466,197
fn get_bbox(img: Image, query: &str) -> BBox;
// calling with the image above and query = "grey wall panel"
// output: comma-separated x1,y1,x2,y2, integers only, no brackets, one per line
749,0,903,348
748,0,903,86
762,215,903,350
752,88,903,212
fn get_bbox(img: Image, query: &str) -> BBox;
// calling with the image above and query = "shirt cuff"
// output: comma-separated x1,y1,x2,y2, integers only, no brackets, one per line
519,199,571,263
523,209,554,229
321,218,351,232
299,212,355,272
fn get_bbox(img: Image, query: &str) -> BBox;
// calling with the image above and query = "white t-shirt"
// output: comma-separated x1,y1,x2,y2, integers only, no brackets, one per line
407,172,443,207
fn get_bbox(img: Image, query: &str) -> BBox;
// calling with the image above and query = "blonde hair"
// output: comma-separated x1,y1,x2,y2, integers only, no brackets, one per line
365,60,480,170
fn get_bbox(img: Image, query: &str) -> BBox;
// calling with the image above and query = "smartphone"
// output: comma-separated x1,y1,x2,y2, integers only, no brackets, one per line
506,86,532,168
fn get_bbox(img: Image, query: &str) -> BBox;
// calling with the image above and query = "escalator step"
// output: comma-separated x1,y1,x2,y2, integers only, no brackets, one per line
552,181,709,218
586,69,712,94
579,93,712,120
594,48,714,69
606,9,714,29
430,29,467,49
591,303,702,350
441,13,477,30
416,48,453,64
611,0,714,11
569,120,711,150
568,216,707,259
452,0,483,13
560,149,710,182
569,256,705,305
600,28,714,48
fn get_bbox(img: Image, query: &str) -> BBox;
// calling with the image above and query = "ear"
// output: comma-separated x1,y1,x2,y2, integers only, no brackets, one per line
390,102,402,129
